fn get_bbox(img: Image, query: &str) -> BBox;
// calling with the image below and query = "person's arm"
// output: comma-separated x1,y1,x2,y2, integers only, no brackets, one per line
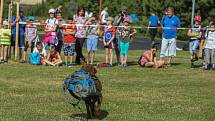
25,27,28,40
187,29,193,37
129,28,137,38
107,34,115,44
144,52,152,62
196,31,202,39
12,16,20,26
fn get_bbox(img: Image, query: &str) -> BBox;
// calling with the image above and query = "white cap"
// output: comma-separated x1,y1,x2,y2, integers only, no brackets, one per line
3,20,9,26
48,8,56,13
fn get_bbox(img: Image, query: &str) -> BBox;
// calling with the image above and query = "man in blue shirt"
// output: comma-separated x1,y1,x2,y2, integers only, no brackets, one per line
149,11,160,45
160,7,180,66
11,8,26,62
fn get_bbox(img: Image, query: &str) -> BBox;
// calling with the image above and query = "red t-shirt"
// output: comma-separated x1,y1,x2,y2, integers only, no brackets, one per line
63,24,77,44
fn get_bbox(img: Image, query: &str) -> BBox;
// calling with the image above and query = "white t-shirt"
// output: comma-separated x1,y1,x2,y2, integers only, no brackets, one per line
101,10,108,24
45,18,59,31
205,31,215,49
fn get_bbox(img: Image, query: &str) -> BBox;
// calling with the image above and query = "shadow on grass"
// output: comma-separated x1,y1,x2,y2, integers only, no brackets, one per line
70,110,109,120
127,62,138,66
171,63,182,66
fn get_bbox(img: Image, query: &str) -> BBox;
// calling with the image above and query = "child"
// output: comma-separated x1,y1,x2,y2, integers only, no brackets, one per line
44,48,63,66
43,8,59,57
187,16,202,68
103,17,115,66
139,45,164,68
23,16,39,62
62,17,77,66
0,20,11,64
86,16,99,64
203,22,215,70
119,17,137,67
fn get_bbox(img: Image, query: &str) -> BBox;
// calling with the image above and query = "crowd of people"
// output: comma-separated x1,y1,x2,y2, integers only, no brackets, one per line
0,6,215,70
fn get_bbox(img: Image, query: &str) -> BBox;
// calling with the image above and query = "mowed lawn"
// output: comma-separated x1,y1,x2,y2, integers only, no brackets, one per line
0,50,215,121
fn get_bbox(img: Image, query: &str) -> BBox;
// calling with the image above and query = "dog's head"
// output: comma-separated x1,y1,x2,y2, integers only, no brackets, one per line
80,63,97,76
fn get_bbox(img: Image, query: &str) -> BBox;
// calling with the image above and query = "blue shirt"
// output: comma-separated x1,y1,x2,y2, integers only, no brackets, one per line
12,16,26,35
149,15,159,27
161,15,180,39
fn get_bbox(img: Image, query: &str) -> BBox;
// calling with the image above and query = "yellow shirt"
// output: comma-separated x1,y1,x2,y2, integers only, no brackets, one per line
0,28,11,45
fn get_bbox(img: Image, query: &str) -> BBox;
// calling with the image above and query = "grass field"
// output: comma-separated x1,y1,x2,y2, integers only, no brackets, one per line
0,50,215,121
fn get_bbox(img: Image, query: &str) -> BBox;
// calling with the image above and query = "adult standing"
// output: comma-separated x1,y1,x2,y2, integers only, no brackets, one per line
74,7,88,64
11,8,26,63
160,7,180,66
55,11,65,54
148,11,160,45
101,7,109,25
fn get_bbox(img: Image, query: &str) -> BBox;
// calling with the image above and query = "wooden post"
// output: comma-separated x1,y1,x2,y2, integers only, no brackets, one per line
15,0,20,61
98,0,102,37
0,0,4,27
8,0,12,29
8,0,13,59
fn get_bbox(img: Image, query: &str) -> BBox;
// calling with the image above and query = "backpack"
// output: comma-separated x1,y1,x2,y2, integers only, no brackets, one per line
29,51,41,65
63,71,97,100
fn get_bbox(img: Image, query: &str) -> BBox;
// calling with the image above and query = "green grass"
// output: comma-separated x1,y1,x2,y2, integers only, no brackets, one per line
0,50,215,121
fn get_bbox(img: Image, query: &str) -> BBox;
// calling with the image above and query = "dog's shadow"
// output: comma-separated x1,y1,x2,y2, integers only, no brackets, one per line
70,110,109,120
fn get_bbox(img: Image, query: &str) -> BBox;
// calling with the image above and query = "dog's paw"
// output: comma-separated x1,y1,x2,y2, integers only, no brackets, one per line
95,110,101,118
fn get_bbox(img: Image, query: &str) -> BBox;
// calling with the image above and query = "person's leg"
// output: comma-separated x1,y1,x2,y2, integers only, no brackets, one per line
23,41,29,62
19,35,25,62
193,40,200,60
124,42,129,66
113,36,120,64
109,49,113,65
167,38,176,65
149,28,157,45
54,59,63,66
145,62,155,67
160,38,168,62
105,48,109,64
64,55,68,65
79,38,85,60
87,51,91,64
3,46,9,62
204,48,210,69
0,45,3,61
90,51,95,64
87,38,92,64
55,40,63,54
154,60,165,68
75,38,81,64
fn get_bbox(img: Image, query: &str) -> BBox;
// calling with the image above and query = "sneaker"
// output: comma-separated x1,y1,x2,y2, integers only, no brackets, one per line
3,60,8,64
191,63,194,68
68,64,74,67
124,63,127,67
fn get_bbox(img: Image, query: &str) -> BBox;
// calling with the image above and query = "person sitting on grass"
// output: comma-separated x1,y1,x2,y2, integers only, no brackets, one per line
139,45,165,68
44,48,63,66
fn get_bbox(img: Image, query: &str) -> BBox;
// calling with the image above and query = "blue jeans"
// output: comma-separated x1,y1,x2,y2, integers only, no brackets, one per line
189,39,199,55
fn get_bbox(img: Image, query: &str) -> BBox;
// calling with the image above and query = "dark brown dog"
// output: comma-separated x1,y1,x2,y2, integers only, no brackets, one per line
79,63,103,119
